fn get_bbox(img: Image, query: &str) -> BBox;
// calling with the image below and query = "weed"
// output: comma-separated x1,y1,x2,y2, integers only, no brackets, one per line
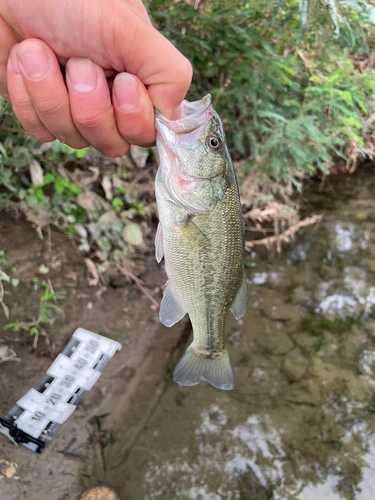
4,278,66,336
301,312,360,337
239,352,249,364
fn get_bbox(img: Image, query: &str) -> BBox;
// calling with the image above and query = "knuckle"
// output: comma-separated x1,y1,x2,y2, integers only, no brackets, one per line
178,57,193,86
101,143,129,158
0,84,10,102
59,136,89,150
123,126,155,147
35,97,66,117
121,124,145,140
30,128,55,142
73,112,104,130
14,96,35,113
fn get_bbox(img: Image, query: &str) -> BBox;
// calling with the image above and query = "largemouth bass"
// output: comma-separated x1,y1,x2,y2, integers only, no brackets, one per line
154,94,247,390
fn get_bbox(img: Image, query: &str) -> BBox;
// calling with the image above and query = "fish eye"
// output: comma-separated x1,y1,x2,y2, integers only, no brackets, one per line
206,134,222,151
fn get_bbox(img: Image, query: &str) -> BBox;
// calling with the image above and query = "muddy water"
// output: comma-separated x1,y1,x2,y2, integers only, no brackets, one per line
116,171,375,500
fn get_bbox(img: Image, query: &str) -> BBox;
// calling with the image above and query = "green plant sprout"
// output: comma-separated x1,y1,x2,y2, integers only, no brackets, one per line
4,277,66,337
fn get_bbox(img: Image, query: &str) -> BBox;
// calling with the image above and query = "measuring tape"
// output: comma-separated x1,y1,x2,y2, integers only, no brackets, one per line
0,328,122,453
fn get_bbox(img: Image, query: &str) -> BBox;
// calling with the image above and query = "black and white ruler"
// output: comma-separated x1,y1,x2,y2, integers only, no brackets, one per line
0,328,122,453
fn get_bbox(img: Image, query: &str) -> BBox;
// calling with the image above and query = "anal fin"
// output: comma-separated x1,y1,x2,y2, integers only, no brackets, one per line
230,271,247,320
160,281,186,327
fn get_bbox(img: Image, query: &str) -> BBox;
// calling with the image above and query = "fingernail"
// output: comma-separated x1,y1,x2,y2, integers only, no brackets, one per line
9,44,20,73
17,42,50,78
114,73,139,112
67,58,98,92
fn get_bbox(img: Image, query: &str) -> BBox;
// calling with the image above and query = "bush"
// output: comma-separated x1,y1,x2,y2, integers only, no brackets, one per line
148,0,375,183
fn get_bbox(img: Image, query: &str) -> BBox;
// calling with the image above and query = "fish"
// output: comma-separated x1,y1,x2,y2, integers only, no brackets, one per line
154,94,247,390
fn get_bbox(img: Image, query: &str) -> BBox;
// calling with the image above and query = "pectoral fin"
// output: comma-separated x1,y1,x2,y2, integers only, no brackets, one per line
155,222,164,263
160,281,186,327
230,271,247,320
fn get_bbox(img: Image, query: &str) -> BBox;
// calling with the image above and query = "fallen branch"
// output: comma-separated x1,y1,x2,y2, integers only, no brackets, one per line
245,214,323,253
116,264,159,309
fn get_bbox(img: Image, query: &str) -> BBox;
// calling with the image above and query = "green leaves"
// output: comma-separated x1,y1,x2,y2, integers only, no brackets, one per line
149,0,375,182
4,277,66,335
49,139,89,159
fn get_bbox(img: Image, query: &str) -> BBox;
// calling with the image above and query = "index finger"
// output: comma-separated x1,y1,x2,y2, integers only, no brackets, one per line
0,14,19,100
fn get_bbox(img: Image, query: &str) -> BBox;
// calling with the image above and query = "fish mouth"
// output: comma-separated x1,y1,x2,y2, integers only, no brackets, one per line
155,94,213,136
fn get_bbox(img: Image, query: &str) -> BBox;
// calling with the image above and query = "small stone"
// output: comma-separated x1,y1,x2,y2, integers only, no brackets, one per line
347,325,367,348
80,487,120,500
316,332,338,358
257,325,294,355
286,381,321,405
291,286,308,304
267,355,283,369
292,333,317,352
312,281,335,302
281,347,309,380
264,304,301,322
309,358,334,380
319,264,339,280
38,264,50,275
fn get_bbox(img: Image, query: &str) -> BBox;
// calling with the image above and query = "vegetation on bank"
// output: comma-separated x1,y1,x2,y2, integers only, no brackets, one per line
148,0,375,182
1,0,375,270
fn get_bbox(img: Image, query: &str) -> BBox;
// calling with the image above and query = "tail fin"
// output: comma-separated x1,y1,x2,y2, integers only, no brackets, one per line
173,344,235,390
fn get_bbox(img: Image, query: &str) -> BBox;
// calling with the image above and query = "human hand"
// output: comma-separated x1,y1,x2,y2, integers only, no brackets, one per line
0,0,192,157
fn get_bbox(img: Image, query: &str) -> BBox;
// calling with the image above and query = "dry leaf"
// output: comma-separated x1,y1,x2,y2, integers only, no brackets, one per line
84,258,99,286
102,175,113,200
130,145,149,168
0,345,17,363
4,464,17,479
77,192,110,215
29,159,44,186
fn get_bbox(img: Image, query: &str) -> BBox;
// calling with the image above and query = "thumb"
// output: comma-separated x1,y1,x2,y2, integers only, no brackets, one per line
143,30,193,118
111,23,192,118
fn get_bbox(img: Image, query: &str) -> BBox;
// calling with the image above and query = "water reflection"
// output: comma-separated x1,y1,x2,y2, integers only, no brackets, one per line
119,173,375,500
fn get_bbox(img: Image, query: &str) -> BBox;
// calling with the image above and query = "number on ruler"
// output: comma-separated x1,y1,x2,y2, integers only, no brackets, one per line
32,411,45,421
74,357,87,370
46,393,61,406
59,374,76,388
85,339,99,354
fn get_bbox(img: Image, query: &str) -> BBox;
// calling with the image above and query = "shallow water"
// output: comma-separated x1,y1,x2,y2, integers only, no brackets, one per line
120,170,375,500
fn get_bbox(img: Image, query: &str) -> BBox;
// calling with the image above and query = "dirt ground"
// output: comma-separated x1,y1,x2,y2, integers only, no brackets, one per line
0,212,190,500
